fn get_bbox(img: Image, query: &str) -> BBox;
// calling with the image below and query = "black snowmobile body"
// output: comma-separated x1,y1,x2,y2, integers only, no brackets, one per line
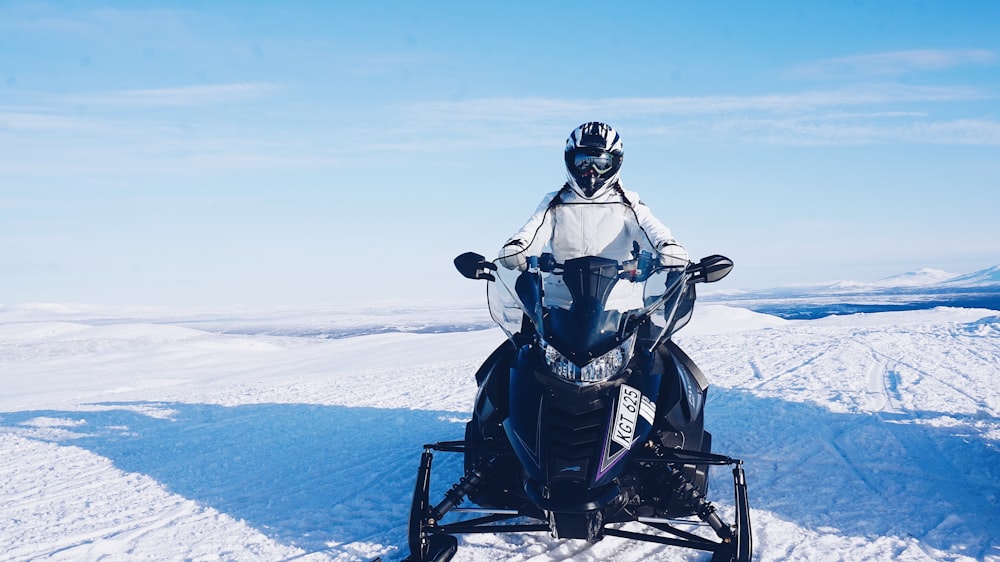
466,335,713,521
403,209,751,562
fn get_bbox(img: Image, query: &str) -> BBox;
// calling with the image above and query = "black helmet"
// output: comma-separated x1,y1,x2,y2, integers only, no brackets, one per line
564,122,624,198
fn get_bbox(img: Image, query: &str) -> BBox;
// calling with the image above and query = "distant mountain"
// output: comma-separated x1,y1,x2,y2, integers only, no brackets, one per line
703,264,1000,320
940,265,1000,287
821,268,957,291
875,268,959,287
807,265,999,293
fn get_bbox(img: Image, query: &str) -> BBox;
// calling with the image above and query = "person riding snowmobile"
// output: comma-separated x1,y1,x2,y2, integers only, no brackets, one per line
402,122,752,562
498,121,688,275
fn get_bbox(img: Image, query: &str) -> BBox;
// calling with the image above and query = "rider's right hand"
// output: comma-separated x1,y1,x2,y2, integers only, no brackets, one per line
498,241,528,271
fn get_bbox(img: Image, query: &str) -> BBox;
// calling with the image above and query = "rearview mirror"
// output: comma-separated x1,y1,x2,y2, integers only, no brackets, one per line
688,255,734,285
454,252,497,281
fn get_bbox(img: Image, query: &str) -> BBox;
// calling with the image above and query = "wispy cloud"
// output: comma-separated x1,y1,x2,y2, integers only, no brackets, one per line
405,84,989,124
64,83,285,109
0,110,100,133
350,52,456,77
0,82,286,148
0,4,189,36
2,82,996,182
657,115,1000,146
789,49,997,79
391,84,999,146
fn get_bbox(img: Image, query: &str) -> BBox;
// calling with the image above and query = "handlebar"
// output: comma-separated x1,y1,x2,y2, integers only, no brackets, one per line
528,251,682,283
455,251,730,286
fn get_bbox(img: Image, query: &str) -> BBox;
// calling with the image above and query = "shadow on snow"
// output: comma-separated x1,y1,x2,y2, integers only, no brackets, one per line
1,391,998,560
0,402,466,560
706,390,1000,559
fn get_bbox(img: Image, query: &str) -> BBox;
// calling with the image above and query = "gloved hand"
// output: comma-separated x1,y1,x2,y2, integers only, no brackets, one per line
658,241,689,268
498,241,528,271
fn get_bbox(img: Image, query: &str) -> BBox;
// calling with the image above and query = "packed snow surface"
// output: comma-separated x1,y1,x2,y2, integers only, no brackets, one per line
1,303,998,561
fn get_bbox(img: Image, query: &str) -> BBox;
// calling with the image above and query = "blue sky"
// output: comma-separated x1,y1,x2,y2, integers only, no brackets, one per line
2,1,998,306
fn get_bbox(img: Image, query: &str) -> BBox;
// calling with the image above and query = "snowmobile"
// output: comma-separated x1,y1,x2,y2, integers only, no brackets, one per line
403,232,752,561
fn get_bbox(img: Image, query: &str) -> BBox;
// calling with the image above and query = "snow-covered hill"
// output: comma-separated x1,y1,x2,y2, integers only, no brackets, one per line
826,264,1000,291
1,303,998,561
704,264,1000,321
942,265,1000,287
868,267,959,287
708,264,1000,296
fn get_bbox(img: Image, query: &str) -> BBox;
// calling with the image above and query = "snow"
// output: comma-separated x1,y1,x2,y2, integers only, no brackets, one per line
875,268,960,287
943,265,1000,287
705,265,1000,297
1,301,998,562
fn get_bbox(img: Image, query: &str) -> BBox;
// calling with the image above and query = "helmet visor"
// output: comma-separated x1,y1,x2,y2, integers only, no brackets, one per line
573,151,614,175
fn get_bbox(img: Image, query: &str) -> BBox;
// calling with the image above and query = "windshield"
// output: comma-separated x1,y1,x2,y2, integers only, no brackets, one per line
487,202,688,365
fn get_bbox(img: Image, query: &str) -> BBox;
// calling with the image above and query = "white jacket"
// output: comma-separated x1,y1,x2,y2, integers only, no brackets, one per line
503,184,681,261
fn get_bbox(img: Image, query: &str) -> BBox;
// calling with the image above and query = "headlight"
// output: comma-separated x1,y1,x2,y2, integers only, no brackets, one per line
541,335,635,384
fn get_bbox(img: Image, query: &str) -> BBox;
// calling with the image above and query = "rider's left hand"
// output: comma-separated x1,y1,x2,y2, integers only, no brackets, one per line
658,242,689,268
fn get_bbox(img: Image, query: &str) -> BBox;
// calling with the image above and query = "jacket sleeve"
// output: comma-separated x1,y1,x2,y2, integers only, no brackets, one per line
629,195,682,251
502,191,558,255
